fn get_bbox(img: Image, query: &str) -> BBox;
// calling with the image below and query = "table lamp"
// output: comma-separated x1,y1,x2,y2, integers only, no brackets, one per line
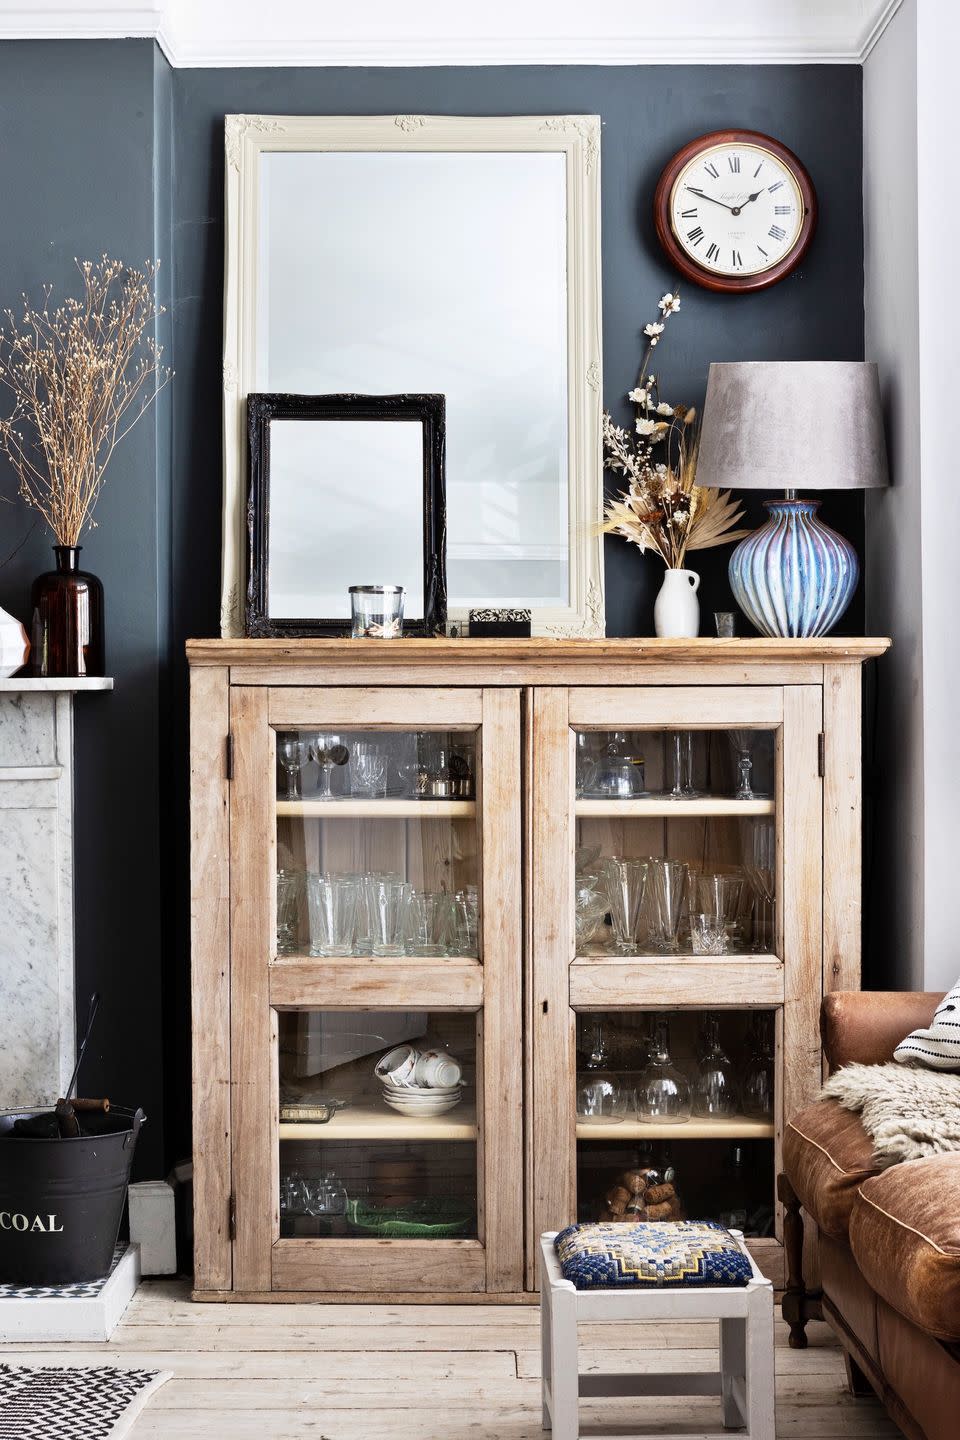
696,362,889,637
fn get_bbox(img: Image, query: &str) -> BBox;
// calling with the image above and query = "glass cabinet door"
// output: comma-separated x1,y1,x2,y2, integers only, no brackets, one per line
230,686,522,1295
530,684,822,1288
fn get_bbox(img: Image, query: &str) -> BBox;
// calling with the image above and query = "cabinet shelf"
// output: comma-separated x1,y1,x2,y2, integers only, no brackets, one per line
279,1101,477,1143
277,798,477,818
576,1114,774,1141
575,797,775,818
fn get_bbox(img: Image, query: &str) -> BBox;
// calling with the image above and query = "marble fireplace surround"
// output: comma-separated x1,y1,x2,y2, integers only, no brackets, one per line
0,677,112,1109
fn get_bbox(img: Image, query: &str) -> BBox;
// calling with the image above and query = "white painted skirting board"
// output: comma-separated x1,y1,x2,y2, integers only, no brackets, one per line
0,0,903,67
0,1244,140,1343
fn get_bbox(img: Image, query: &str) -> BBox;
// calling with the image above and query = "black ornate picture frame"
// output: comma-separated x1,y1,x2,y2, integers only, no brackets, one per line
246,393,447,637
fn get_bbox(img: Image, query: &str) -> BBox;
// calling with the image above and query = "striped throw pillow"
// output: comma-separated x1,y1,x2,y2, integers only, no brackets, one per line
894,981,960,1070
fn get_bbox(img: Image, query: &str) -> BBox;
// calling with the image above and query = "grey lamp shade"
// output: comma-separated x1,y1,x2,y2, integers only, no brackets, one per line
697,361,889,491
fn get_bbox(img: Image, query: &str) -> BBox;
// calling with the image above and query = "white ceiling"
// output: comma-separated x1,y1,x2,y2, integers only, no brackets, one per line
0,0,902,66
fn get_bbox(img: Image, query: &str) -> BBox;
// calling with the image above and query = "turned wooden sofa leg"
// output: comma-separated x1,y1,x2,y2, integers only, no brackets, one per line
778,1171,821,1349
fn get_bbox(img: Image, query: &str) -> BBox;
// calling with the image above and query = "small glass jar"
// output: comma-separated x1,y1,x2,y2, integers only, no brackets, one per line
349,585,404,638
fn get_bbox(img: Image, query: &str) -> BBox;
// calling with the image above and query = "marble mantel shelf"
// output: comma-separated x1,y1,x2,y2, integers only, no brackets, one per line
0,677,113,691
0,676,112,1109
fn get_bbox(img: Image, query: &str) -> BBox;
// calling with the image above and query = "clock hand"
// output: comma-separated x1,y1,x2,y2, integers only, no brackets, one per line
733,190,765,213
685,186,737,213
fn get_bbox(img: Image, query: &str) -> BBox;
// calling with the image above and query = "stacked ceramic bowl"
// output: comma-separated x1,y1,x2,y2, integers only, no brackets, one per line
375,1045,464,1117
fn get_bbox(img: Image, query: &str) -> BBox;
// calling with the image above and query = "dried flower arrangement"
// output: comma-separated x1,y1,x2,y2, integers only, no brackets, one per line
601,290,751,569
0,257,171,546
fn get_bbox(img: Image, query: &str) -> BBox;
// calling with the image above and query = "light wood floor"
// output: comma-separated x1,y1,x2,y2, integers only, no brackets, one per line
0,1280,901,1438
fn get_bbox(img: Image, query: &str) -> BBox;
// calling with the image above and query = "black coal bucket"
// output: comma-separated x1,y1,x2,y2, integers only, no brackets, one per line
0,1106,145,1285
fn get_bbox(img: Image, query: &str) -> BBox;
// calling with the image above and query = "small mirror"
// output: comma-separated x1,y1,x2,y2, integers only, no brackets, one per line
246,393,446,636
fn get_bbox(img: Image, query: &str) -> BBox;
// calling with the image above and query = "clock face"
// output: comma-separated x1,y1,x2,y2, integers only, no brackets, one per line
653,130,817,292
670,142,804,277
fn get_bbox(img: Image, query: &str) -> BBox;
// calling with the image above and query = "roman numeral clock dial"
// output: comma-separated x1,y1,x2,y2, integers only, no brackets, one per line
653,130,817,293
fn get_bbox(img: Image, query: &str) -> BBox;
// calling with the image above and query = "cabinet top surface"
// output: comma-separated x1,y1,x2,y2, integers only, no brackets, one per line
186,636,890,668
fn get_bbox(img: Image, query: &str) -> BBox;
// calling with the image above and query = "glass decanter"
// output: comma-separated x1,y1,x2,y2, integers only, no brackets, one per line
636,1018,691,1124
693,1014,739,1117
742,1014,775,1118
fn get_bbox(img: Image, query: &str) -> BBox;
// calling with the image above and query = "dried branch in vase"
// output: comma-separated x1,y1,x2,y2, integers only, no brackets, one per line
601,290,752,570
0,257,172,546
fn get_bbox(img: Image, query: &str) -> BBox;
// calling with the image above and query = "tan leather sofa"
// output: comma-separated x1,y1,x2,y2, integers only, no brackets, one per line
781,991,960,1440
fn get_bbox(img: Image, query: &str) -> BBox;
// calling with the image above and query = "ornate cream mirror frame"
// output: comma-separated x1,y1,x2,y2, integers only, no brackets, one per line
221,113,604,638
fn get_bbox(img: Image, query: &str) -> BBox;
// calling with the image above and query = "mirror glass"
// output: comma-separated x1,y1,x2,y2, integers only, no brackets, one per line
257,150,569,610
267,418,425,620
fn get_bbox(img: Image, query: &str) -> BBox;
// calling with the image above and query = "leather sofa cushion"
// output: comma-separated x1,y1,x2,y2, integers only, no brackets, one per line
784,1099,880,1240
850,1154,960,1343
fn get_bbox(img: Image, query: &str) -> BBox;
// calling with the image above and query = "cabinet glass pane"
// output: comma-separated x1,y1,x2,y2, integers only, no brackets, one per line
575,1009,775,1237
275,728,479,959
574,727,776,957
278,1009,478,1240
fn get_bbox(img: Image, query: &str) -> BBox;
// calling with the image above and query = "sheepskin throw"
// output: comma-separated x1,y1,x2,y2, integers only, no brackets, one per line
894,979,960,1070
822,1063,960,1168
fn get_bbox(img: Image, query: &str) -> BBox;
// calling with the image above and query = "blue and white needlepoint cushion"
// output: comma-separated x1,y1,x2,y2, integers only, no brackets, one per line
896,979,960,1070
555,1221,753,1289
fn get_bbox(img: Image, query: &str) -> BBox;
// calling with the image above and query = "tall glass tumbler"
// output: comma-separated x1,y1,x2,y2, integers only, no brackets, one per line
602,858,648,953
307,874,358,957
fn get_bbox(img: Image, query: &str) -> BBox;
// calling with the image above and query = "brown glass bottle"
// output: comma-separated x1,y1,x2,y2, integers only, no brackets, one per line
30,546,105,678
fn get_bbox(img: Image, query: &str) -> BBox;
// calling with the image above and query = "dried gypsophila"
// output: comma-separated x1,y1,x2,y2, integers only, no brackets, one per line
0,256,172,547
600,289,751,569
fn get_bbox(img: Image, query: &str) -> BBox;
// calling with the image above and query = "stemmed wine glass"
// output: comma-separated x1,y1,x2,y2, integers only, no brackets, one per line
278,735,309,800
310,734,349,800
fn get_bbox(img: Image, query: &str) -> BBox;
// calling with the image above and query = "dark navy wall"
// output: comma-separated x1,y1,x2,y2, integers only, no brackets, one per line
0,45,864,1171
0,40,168,1174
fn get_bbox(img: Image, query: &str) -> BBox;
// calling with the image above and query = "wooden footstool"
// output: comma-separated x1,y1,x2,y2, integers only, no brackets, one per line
540,1225,774,1439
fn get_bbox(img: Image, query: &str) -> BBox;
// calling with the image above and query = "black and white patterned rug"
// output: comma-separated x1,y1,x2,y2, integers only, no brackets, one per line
0,1363,171,1439
0,1246,125,1301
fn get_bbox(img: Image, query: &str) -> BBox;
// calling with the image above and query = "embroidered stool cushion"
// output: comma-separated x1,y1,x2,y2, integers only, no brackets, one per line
555,1220,753,1289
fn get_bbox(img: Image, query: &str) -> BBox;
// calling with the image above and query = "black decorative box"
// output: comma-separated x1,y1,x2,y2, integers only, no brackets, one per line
468,608,532,638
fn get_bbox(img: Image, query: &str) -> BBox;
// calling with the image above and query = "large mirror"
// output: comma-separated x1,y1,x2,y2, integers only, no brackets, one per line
222,114,604,637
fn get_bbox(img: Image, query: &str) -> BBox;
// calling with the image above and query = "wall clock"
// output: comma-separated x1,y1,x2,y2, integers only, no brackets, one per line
654,130,817,293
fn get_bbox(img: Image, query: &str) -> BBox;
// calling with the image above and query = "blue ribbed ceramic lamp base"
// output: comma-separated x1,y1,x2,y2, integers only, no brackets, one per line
728,500,859,638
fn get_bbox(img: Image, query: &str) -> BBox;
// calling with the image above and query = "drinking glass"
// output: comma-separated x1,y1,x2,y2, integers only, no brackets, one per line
307,873,359,956
693,1015,739,1117
649,858,688,952
576,1073,624,1124
691,872,745,954
746,822,776,951
310,734,349,800
403,889,454,956
276,868,305,955
575,732,600,797
580,1016,612,1071
666,731,700,799
742,1015,775,1118
363,877,411,957
602,858,648,952
636,1019,691,1123
729,730,757,800
714,611,737,638
448,887,480,956
349,742,388,799
278,735,308,800
690,912,727,955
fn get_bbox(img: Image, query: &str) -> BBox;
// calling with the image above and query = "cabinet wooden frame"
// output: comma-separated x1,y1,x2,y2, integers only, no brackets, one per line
224,682,523,1296
189,637,887,1300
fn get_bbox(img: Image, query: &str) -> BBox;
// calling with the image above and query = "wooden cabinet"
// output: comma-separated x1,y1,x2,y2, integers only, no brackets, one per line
188,637,887,1300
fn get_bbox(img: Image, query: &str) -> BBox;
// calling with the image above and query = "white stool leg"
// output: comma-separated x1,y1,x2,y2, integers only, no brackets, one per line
548,1284,579,1440
720,1316,747,1429
745,1282,775,1439
540,1251,553,1429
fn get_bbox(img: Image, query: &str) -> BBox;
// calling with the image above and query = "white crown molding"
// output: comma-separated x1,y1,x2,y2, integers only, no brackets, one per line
0,1,904,66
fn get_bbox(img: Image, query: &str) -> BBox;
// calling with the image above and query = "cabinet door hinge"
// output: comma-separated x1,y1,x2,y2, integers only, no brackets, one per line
817,733,825,778
228,1193,237,1241
226,732,235,781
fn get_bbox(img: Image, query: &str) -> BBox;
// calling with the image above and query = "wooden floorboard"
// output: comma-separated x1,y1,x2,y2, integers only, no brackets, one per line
0,1279,902,1438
